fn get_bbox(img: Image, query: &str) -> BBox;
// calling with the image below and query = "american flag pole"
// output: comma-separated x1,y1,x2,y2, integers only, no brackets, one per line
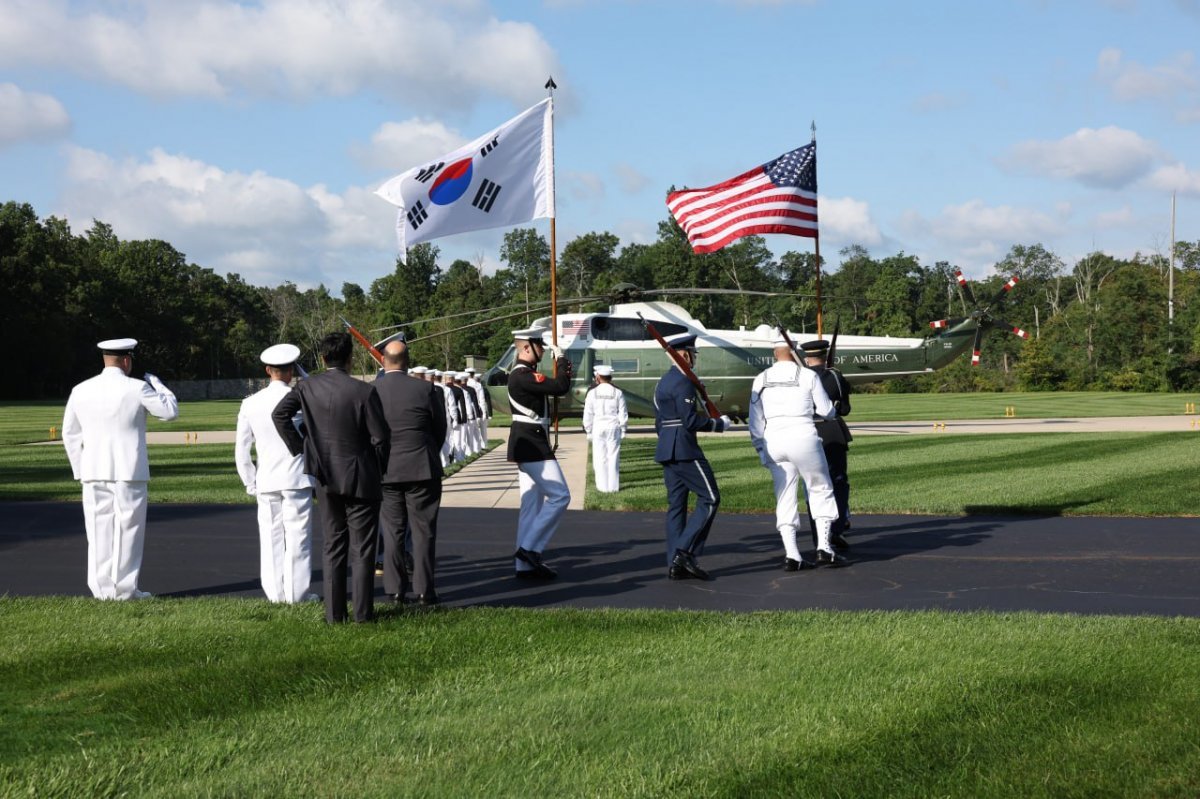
811,121,823,338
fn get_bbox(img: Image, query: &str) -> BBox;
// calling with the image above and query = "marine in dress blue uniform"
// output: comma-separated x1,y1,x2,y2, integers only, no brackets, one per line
652,334,731,580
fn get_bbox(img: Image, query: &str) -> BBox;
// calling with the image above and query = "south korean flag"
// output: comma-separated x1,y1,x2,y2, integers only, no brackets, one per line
375,98,555,257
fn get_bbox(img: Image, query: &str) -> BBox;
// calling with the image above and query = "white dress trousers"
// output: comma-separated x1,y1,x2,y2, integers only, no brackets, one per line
63,367,178,599
583,383,628,493
235,380,317,603
749,362,840,557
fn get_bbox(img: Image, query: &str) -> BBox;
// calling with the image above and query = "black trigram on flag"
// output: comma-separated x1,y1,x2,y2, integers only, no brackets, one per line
472,179,502,213
407,200,429,230
415,162,443,183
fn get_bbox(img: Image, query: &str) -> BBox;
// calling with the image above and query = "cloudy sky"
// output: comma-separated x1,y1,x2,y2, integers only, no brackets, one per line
2,0,1198,291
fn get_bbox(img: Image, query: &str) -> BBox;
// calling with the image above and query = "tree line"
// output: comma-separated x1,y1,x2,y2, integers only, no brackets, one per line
3,199,1198,400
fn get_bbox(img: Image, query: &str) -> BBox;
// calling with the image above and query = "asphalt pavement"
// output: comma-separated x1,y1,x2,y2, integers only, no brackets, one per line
3,502,1197,616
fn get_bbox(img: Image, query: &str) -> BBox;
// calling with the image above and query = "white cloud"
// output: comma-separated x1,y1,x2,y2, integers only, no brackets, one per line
1096,47,1200,121
353,118,468,172
0,83,70,146
907,199,1064,247
1000,126,1161,188
59,146,397,287
818,195,882,246
1092,205,1136,229
912,91,967,113
563,170,605,202
613,162,651,194
1145,162,1200,195
0,0,560,109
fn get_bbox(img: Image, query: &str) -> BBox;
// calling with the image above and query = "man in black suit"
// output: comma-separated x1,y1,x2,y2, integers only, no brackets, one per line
374,338,447,606
273,332,389,624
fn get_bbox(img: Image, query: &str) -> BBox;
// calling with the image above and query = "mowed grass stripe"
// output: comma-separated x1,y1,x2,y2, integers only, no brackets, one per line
0,599,1197,797
584,433,1200,517
7,433,1200,515
4,391,1200,445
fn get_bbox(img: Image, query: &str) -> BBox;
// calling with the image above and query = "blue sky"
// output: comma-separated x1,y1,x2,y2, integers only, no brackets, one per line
2,0,1198,293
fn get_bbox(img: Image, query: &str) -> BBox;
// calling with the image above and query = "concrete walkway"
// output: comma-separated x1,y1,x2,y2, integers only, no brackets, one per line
441,427,589,511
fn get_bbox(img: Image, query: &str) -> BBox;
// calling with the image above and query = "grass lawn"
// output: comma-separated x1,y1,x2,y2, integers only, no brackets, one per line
1,599,1197,798
4,391,1198,445
585,433,1200,517
0,441,501,503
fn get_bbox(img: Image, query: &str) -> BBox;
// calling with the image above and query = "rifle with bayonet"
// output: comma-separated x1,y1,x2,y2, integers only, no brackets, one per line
637,313,721,419
339,315,384,365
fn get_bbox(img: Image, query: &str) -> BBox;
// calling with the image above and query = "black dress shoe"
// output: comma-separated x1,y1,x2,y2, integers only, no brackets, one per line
671,551,710,581
816,549,851,567
784,556,816,572
515,547,557,578
830,534,850,551
415,592,439,606
668,564,692,580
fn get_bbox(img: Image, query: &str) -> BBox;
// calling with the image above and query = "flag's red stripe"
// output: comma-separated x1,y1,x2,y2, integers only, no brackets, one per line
690,223,818,253
669,180,816,223
684,207,818,242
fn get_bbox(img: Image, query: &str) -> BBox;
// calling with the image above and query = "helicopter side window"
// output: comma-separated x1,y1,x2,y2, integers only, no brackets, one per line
608,358,639,373
591,317,689,341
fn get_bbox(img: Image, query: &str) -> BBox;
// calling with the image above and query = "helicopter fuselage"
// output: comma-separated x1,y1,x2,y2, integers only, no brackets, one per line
483,301,982,418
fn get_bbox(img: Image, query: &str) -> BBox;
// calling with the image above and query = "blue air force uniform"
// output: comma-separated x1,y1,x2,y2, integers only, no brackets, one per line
653,348,728,573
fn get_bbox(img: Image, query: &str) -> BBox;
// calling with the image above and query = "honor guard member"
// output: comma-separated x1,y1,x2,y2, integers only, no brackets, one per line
458,372,483,455
465,367,492,447
507,326,573,579
235,343,318,603
444,371,468,462
800,339,853,550
653,334,732,580
582,364,628,493
748,336,849,569
63,338,178,600
430,370,453,467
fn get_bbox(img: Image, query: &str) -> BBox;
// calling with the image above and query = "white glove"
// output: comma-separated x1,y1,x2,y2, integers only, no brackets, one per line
547,343,564,360
245,484,257,496
717,415,732,432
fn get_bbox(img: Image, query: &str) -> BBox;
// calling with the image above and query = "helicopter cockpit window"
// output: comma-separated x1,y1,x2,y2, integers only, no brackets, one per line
590,317,689,342
495,345,517,371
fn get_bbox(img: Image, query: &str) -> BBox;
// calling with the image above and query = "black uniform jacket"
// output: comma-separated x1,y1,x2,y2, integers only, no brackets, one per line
506,357,572,463
373,370,447,483
272,367,390,500
812,366,853,447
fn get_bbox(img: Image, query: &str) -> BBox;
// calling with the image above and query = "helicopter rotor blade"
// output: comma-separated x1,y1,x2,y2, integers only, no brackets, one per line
954,270,978,307
929,317,968,331
992,319,1030,339
984,275,1021,310
970,325,985,367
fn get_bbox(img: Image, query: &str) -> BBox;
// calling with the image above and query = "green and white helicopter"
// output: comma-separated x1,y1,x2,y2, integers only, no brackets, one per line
475,275,1028,419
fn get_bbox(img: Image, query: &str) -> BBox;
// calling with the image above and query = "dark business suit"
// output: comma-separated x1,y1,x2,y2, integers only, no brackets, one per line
374,370,447,599
653,367,723,565
273,368,389,623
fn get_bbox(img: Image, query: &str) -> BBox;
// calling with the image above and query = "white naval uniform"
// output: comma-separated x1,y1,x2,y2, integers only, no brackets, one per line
748,361,840,559
235,380,317,603
445,382,465,462
468,377,490,449
462,384,482,455
62,367,178,599
435,382,454,467
582,382,628,493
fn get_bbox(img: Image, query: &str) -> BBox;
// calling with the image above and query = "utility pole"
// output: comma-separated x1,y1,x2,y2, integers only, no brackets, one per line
1169,192,1176,353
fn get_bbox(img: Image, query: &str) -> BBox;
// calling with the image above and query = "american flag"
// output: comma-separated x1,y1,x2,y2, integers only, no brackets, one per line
666,143,817,254
561,318,590,336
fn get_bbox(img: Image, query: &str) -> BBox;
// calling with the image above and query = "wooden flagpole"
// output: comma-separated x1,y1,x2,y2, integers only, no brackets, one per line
545,77,561,448
811,121,823,338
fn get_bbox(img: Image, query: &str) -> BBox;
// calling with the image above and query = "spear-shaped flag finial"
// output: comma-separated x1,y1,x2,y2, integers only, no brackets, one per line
811,120,816,142
545,76,557,93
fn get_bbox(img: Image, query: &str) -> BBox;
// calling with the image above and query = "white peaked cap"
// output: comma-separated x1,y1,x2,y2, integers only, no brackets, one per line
98,338,138,352
260,343,301,366
594,364,614,377
429,369,441,376
464,366,477,374
410,366,428,375
512,325,549,342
